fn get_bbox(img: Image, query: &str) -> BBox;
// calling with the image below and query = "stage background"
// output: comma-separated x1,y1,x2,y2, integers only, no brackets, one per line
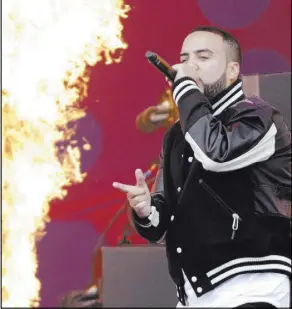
36,0,291,306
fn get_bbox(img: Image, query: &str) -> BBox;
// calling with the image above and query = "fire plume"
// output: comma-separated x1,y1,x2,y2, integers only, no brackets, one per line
2,0,129,307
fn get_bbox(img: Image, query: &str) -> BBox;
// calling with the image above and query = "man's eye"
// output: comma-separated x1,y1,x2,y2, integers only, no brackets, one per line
199,56,209,60
181,59,187,63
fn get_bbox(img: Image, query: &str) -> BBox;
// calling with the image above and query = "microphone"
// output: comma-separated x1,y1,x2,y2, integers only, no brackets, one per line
145,51,176,82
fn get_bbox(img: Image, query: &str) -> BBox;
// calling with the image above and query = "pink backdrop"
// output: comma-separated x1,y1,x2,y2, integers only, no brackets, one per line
36,0,291,306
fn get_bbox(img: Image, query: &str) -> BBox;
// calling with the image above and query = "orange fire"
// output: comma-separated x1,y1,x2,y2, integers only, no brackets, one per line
2,0,129,307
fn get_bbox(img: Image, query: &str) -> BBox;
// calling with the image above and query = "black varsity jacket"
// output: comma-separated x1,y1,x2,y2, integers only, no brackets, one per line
131,78,291,305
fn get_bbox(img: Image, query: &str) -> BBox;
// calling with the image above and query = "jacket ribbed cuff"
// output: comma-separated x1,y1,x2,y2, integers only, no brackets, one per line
172,77,200,105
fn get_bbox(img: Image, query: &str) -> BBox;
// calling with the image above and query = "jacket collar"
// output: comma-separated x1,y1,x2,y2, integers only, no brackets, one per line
210,79,245,116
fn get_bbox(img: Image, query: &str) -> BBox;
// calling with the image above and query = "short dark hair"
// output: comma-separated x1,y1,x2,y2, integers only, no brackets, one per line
192,26,242,64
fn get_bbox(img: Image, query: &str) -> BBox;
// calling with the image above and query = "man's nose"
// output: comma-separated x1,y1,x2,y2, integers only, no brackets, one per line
186,55,199,68
186,58,199,70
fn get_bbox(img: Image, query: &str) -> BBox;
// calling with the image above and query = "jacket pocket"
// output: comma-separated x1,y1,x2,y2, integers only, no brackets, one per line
198,178,242,240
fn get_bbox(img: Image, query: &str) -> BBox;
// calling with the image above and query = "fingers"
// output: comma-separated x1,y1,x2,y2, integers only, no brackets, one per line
164,64,181,86
133,201,147,211
128,194,147,208
131,201,151,218
172,63,180,71
113,170,151,217
173,63,200,83
112,182,145,196
113,169,149,198
135,169,146,188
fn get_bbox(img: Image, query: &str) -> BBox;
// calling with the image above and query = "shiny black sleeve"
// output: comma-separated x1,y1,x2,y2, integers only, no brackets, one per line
172,77,277,172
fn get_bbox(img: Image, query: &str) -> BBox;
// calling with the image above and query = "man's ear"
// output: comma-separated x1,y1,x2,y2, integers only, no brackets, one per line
227,62,240,82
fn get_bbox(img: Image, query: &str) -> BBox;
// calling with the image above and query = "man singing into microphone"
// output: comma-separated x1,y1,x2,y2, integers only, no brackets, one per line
113,26,291,308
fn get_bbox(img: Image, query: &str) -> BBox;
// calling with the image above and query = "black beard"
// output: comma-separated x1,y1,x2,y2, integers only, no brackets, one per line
203,72,227,100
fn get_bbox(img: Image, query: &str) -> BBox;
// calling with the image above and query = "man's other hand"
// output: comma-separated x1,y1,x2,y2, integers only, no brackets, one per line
113,169,151,218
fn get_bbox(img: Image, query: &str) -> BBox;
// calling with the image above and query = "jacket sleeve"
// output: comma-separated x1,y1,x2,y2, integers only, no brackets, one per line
172,77,278,172
129,137,170,243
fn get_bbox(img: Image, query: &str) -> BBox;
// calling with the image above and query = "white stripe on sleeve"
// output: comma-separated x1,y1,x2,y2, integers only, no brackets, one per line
207,255,291,277
210,264,291,285
185,123,277,172
173,79,197,99
175,85,200,105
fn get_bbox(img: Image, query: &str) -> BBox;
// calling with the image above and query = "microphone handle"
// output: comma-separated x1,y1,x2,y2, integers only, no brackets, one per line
153,58,176,81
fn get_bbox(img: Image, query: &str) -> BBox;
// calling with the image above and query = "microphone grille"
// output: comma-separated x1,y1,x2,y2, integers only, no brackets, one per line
145,50,157,62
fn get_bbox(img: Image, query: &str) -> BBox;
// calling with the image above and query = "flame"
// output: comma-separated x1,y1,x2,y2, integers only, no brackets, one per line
2,0,129,307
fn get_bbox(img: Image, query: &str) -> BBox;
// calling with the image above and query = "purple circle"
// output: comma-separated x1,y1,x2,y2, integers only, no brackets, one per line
57,111,102,173
197,0,270,29
241,49,291,75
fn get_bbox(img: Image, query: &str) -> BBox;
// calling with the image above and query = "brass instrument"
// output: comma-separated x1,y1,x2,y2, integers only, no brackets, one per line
135,88,179,133
159,88,179,128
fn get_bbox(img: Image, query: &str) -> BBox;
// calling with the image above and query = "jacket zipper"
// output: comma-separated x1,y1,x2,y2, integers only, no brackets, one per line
198,178,242,240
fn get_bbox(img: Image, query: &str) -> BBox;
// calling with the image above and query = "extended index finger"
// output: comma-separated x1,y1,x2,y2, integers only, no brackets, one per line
112,182,144,196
